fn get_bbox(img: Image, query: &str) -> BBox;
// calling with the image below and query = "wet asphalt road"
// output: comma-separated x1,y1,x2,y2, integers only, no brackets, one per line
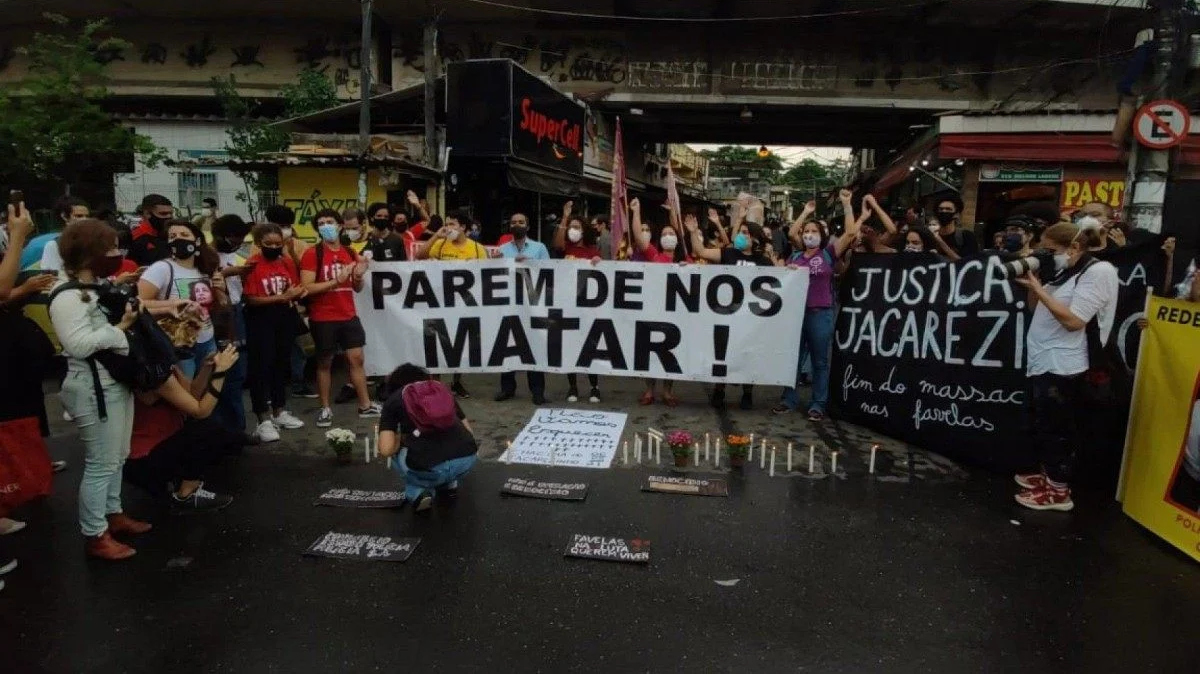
1,375,1197,673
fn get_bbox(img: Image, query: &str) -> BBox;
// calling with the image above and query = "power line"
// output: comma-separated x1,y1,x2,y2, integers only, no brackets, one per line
456,0,937,22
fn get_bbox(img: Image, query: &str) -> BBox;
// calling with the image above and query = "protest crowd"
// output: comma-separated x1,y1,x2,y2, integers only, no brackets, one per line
0,182,1195,586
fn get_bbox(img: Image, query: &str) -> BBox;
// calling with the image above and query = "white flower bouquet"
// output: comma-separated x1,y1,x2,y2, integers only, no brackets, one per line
325,428,357,459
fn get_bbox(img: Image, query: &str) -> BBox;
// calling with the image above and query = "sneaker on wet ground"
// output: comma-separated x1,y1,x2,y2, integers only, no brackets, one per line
413,490,434,513
316,407,334,428
273,410,305,430
567,388,579,403
588,388,601,404
1014,472,1047,490
254,420,281,443
51,460,67,473
1015,484,1074,512
451,381,471,399
357,403,382,418
172,485,234,514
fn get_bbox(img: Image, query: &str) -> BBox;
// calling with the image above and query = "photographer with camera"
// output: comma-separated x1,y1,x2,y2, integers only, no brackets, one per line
1013,222,1119,512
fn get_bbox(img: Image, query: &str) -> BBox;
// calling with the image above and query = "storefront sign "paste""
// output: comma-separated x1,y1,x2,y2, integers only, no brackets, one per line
518,97,582,154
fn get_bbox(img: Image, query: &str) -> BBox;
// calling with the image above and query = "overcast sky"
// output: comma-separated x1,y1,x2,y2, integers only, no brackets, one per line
690,145,851,167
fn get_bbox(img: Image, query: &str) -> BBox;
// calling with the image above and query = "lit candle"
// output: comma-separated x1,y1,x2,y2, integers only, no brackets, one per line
760,441,766,469
869,444,878,474
808,445,815,473
693,442,699,466
504,440,512,464
786,443,793,472
714,441,721,469
705,433,711,461
635,435,642,463
623,440,629,465
831,451,838,474
364,436,370,464
769,448,776,477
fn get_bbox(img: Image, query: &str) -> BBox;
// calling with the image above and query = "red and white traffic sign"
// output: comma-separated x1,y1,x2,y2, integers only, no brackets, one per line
1134,99,1191,149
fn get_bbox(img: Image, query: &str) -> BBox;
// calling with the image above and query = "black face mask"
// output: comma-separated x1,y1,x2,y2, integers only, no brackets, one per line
935,211,957,226
1002,233,1024,253
511,226,528,239
371,218,391,231
215,237,241,254
261,246,284,261
148,215,171,231
338,231,352,247
169,239,197,260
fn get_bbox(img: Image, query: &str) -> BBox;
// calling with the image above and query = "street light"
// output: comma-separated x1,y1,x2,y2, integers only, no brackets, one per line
757,145,770,158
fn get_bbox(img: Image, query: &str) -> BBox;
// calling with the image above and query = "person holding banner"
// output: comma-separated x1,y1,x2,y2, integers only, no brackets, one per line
494,213,550,404
628,198,687,406
774,189,861,421
1014,222,1119,511
553,201,604,403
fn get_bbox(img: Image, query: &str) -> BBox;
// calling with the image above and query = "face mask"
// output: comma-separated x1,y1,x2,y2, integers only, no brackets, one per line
802,233,820,249
371,218,391,231
567,228,583,243
511,226,528,239
318,224,339,243
928,224,941,234
660,235,678,251
904,244,922,253
280,227,294,239
169,238,197,260
345,229,363,242
446,229,460,242
200,208,213,218
1003,233,1024,253
148,215,170,230
93,254,124,278
215,237,241,254
640,232,652,245
1053,252,1070,272
261,246,284,261
733,233,750,251
935,211,956,226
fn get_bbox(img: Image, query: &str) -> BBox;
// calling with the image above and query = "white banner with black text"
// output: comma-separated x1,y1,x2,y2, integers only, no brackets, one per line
356,260,809,386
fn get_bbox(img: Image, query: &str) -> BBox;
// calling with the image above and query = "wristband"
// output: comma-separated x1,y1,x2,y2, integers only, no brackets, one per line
211,370,228,380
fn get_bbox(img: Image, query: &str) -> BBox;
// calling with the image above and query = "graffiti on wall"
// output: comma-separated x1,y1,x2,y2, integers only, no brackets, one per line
627,61,711,91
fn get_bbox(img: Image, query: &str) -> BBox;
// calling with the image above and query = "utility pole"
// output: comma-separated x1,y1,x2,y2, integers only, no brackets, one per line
1129,0,1181,234
357,0,374,209
423,19,439,171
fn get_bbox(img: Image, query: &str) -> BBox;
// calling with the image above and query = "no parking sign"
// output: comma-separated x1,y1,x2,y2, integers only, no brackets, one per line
1134,99,1191,149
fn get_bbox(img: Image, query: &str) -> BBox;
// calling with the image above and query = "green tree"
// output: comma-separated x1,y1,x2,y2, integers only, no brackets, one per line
212,69,338,221
700,145,783,181
0,14,165,189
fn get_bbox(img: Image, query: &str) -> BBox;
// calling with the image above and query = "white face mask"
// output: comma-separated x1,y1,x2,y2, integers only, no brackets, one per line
201,208,213,218
904,244,922,253
660,235,678,251
567,228,583,243
280,227,294,239
1053,252,1070,271
345,229,363,242
928,224,941,234
446,229,460,242
802,233,820,249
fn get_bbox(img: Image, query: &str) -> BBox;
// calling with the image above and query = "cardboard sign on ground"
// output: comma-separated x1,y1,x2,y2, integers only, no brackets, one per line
641,474,729,497
564,534,650,564
313,488,407,509
303,532,420,562
500,477,588,501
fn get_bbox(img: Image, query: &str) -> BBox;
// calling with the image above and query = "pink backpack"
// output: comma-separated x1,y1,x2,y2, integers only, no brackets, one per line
401,380,458,434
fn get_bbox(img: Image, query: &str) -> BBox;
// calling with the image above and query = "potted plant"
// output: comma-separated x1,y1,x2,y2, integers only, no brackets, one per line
726,434,750,468
325,428,356,465
666,430,694,468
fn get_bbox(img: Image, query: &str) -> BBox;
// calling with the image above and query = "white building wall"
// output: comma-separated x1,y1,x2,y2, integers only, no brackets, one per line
114,120,252,221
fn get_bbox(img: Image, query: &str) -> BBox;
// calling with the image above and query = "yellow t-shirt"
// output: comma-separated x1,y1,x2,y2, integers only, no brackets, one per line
430,238,488,261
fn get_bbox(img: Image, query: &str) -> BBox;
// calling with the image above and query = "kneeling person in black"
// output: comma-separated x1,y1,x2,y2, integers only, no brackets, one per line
377,364,479,513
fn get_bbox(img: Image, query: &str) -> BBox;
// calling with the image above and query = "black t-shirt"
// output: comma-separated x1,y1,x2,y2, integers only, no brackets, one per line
379,392,476,471
941,227,980,257
719,248,773,267
366,233,408,262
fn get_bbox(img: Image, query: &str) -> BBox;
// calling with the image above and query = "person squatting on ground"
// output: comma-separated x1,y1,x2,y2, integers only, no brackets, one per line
242,223,308,443
300,208,379,428
377,364,479,513
1014,221,1120,511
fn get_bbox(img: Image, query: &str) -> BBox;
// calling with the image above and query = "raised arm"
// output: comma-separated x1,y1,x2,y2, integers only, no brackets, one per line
684,214,723,263
707,207,730,247
629,198,649,253
0,203,32,297
863,194,898,241
788,200,817,248
831,189,859,258
406,190,429,224
553,200,573,252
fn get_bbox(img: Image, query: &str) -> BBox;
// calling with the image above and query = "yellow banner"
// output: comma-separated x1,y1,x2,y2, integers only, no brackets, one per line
1121,296,1200,563
277,167,390,242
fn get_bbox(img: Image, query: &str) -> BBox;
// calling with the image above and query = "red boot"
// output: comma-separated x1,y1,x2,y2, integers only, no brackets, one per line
107,513,152,536
86,531,136,560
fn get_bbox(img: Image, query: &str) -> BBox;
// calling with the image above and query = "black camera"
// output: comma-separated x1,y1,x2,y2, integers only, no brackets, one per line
1000,250,1057,284
94,281,140,325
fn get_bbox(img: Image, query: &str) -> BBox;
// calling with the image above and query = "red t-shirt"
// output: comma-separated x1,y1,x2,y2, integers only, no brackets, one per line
106,258,139,281
243,254,300,299
130,399,185,460
300,243,359,323
642,244,687,264
497,233,514,247
563,243,600,260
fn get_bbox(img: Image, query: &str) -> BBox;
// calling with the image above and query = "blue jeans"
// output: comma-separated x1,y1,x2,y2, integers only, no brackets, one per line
214,305,247,433
179,338,217,380
782,307,835,413
389,449,478,501
60,367,135,536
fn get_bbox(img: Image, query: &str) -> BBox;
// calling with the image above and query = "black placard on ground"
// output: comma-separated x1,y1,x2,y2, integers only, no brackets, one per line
641,474,729,497
564,534,650,564
500,477,589,501
303,532,420,562
313,488,407,509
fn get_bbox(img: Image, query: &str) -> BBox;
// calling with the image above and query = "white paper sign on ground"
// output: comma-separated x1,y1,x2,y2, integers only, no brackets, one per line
499,408,627,468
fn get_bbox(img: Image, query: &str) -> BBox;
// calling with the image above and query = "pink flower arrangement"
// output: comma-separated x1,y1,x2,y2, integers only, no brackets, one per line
666,430,694,448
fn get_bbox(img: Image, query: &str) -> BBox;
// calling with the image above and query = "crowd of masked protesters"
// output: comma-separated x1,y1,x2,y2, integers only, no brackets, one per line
0,183,1195,586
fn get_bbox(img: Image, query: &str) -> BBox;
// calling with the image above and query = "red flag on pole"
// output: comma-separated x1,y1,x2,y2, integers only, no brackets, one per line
610,117,628,259
666,161,681,224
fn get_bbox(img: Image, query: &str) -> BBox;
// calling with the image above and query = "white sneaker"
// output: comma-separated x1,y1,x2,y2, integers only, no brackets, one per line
273,411,305,430
357,403,381,418
254,420,281,443
0,518,26,535
317,407,334,427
